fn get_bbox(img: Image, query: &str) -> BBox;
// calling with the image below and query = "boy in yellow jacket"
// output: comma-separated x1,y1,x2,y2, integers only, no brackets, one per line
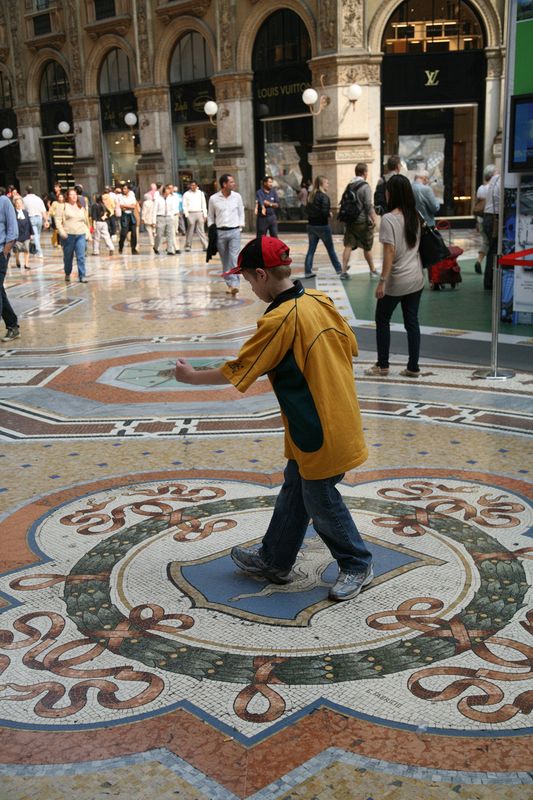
174,236,372,601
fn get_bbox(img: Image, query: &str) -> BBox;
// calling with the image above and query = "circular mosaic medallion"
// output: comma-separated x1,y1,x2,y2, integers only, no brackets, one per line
0,473,531,736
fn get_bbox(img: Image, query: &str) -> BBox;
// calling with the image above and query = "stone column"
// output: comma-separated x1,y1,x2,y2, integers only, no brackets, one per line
69,97,103,196
307,0,381,216
134,87,172,191
307,56,381,212
211,73,255,228
13,106,44,191
485,48,504,168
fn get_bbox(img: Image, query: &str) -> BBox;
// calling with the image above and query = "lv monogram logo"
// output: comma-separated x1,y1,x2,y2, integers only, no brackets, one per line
425,70,440,86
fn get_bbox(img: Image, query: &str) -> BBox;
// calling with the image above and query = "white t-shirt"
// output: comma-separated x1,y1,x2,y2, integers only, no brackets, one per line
379,211,424,296
23,193,46,217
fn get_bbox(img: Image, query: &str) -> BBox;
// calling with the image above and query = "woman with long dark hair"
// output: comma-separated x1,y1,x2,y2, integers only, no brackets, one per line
303,175,342,278
365,174,423,378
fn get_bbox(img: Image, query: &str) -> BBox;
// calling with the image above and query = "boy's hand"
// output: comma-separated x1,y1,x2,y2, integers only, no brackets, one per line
174,358,196,384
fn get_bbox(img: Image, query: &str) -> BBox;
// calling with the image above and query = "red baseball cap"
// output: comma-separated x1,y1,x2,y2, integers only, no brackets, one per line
223,236,292,276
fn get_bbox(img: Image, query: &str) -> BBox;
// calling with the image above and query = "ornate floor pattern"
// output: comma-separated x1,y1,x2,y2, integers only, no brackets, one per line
0,234,531,799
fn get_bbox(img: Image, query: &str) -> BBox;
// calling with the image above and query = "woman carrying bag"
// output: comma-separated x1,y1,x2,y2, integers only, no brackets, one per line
365,174,424,379
56,187,91,283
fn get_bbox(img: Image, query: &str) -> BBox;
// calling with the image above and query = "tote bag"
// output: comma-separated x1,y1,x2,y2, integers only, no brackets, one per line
418,217,451,268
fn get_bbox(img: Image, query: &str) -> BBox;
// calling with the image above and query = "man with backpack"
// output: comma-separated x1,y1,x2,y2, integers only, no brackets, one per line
339,163,378,280
373,155,402,217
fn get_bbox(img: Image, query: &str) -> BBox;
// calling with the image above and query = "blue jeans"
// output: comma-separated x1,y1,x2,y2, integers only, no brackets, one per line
375,289,422,372
217,228,241,288
304,224,342,275
63,234,86,280
30,215,43,257
261,459,372,574
0,251,18,329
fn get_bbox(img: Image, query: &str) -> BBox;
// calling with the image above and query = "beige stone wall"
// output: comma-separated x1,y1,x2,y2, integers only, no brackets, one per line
0,0,505,219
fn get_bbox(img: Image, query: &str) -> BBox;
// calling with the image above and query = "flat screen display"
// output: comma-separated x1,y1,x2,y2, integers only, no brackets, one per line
509,94,533,173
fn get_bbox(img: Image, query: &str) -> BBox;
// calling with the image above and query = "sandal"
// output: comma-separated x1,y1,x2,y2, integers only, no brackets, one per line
364,364,389,376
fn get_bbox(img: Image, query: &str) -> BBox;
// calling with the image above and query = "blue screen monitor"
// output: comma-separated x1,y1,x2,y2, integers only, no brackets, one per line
509,94,533,173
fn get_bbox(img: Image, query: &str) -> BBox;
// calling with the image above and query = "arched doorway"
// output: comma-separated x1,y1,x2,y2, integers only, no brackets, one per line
252,10,312,220
99,48,139,185
381,0,486,218
0,71,19,188
39,61,75,191
169,31,216,193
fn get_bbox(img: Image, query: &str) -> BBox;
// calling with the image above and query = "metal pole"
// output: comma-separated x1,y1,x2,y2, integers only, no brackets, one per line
472,3,515,380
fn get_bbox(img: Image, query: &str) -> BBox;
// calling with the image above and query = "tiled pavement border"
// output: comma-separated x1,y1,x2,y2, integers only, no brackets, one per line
0,747,531,800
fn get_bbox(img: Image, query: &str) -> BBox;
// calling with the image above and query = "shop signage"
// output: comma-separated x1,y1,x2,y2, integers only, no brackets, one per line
424,69,440,86
253,65,312,117
170,80,214,123
100,92,137,132
382,51,484,105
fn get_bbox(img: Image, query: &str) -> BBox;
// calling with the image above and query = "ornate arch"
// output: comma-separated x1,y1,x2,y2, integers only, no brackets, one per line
236,0,316,73
84,35,138,96
25,49,71,105
153,16,216,87
367,0,502,55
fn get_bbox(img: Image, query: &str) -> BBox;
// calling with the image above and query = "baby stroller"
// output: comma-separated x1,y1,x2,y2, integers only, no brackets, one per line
429,245,464,290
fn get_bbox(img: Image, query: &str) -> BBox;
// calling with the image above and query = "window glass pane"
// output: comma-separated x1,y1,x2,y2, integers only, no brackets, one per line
169,32,212,85
382,0,484,53
180,34,194,83
99,48,132,95
40,62,69,103
253,10,311,71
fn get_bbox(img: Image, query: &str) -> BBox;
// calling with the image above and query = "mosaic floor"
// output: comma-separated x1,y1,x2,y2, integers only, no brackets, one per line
0,232,532,800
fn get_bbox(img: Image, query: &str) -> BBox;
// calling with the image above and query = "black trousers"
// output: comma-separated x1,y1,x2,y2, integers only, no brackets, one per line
119,213,137,251
375,289,423,372
482,213,498,290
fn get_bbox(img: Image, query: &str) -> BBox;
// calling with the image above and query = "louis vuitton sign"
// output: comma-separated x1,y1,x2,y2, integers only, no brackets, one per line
382,52,484,105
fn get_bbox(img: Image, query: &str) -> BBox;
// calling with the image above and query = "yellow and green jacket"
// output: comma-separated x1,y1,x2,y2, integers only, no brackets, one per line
221,282,368,480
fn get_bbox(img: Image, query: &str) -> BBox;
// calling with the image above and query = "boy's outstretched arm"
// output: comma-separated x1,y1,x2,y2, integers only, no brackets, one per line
174,358,231,386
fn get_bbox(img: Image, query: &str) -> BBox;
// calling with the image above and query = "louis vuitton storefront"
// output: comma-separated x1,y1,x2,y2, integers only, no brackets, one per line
381,0,487,219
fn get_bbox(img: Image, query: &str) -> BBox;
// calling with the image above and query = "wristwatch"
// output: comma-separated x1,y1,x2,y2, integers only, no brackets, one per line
379,276,386,282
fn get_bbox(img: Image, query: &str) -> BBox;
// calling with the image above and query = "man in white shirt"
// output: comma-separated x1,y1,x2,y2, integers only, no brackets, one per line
118,185,138,255
207,174,245,294
183,180,208,251
23,186,49,259
154,184,179,255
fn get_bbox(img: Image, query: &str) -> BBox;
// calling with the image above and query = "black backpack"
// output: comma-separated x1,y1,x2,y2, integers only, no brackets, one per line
373,176,387,216
337,181,366,223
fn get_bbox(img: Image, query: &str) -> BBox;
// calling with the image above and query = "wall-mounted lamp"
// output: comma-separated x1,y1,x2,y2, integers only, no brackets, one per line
302,75,363,116
345,82,362,108
58,121,70,135
124,112,137,139
203,100,229,126
2,127,14,140
302,75,330,116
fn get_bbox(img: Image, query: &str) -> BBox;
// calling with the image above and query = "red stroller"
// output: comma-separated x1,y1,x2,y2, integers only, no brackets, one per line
429,245,463,290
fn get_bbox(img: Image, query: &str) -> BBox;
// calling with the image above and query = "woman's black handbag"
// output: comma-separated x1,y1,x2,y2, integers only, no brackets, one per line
418,218,451,268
